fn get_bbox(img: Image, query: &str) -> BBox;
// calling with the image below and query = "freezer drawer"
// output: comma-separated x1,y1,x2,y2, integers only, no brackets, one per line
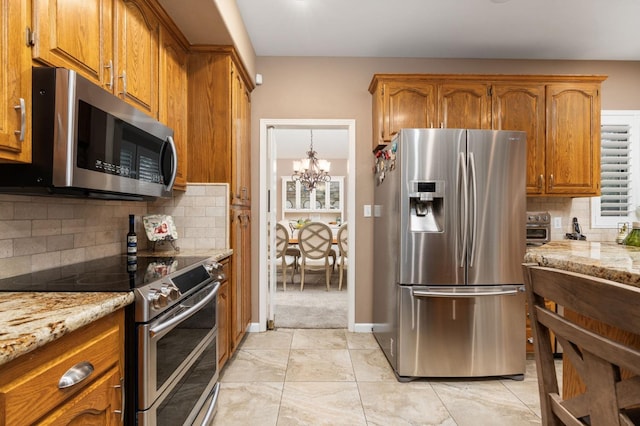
396,285,526,378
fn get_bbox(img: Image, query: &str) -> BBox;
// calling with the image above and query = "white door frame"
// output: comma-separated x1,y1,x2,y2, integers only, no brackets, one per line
256,118,356,332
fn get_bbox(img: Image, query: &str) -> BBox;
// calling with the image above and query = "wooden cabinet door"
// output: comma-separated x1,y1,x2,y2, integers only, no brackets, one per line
115,0,159,117
384,82,437,141
0,0,31,162
438,83,491,129
32,0,113,90
158,27,187,191
40,367,122,425
231,62,251,206
230,207,251,350
217,279,230,368
240,209,252,332
546,83,601,195
492,84,546,194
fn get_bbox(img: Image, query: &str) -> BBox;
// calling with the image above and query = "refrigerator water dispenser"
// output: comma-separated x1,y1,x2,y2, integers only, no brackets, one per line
409,181,444,232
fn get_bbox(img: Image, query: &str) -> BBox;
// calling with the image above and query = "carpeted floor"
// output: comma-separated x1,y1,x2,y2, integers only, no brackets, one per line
273,270,347,329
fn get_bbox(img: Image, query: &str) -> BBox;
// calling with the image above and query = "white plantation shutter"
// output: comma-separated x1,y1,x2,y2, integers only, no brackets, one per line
600,124,631,216
592,111,640,228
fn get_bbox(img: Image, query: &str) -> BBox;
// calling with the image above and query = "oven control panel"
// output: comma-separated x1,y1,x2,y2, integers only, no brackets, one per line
526,212,550,225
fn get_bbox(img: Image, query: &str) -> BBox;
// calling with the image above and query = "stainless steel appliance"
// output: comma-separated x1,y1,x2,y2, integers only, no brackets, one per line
372,128,526,380
526,211,551,246
0,67,176,200
0,255,223,425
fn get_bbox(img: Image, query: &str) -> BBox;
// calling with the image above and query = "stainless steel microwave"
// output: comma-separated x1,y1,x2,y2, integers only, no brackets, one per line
0,67,176,200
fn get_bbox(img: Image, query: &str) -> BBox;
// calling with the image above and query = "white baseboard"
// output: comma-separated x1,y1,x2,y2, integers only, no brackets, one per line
246,322,374,333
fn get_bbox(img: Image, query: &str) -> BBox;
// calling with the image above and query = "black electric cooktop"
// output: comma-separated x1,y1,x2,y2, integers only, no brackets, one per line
0,255,209,292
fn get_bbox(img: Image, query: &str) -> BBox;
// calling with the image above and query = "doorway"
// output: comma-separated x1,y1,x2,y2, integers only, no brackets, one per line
257,119,356,332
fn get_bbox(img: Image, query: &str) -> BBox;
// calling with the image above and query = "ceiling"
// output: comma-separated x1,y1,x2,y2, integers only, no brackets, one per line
235,0,640,61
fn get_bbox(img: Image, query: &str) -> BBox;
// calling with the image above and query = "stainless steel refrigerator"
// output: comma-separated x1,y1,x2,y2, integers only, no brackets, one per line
372,128,526,380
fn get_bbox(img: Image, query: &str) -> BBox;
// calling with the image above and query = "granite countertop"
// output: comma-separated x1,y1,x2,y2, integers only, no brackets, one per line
525,240,640,287
0,292,134,366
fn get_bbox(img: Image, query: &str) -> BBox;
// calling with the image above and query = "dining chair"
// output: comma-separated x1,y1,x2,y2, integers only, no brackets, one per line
275,223,297,290
336,223,348,291
297,222,335,291
522,263,640,426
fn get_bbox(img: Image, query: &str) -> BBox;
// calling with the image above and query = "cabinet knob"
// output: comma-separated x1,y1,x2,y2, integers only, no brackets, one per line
527,337,534,344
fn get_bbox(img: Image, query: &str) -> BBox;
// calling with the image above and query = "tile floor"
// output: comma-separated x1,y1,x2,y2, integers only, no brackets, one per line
213,328,555,426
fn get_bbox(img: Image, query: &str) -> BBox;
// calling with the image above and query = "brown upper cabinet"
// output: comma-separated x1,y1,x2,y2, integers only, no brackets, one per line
32,0,160,117
158,26,187,191
188,48,253,206
0,0,32,163
369,74,607,197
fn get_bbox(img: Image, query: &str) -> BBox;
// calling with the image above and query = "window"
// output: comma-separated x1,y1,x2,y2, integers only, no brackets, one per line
591,111,640,228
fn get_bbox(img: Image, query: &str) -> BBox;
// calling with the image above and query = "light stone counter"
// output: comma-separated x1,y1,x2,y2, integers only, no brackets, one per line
524,240,640,287
0,292,134,366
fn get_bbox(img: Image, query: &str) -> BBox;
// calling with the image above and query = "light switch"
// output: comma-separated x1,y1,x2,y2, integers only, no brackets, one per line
553,217,562,229
363,205,372,217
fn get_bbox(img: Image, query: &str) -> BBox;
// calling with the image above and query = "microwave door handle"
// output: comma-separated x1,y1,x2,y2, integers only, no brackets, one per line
162,135,178,190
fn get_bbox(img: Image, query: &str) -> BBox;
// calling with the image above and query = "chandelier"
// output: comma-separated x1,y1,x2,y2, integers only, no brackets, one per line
291,129,331,190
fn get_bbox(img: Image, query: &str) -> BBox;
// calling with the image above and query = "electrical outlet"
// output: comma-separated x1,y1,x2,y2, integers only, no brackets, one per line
553,217,562,229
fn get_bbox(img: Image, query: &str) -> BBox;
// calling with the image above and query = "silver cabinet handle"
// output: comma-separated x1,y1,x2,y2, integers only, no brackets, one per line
113,377,125,422
538,174,544,190
58,361,94,389
119,70,127,97
14,98,25,141
104,60,114,89
549,174,554,189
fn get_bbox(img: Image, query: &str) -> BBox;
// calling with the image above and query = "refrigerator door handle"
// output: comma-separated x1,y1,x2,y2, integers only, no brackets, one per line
412,286,524,298
469,152,478,267
458,152,468,268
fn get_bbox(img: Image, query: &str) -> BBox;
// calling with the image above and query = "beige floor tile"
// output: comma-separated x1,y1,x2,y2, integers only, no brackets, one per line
220,349,289,382
350,348,397,382
432,380,542,425
286,349,355,382
239,328,294,350
291,328,348,349
346,331,379,349
500,359,544,416
212,382,282,426
278,381,367,426
358,381,456,426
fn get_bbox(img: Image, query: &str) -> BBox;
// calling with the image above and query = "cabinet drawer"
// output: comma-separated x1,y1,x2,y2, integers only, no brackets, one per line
0,312,122,425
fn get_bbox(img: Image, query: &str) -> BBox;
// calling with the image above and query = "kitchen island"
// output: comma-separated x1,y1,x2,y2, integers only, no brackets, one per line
524,240,640,398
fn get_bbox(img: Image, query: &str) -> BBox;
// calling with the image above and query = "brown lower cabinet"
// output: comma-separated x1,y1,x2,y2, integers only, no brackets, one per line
217,257,231,368
0,309,125,425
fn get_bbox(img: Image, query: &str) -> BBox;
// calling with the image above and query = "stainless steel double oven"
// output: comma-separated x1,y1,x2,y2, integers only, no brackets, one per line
133,257,223,425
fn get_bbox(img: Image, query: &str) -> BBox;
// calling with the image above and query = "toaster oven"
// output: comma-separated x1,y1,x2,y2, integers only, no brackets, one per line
526,211,551,246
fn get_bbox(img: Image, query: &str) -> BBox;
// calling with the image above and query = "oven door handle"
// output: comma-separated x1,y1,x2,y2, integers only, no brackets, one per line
149,282,220,338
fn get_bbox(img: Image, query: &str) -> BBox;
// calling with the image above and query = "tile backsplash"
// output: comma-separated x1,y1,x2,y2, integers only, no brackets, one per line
527,197,618,243
0,183,228,278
